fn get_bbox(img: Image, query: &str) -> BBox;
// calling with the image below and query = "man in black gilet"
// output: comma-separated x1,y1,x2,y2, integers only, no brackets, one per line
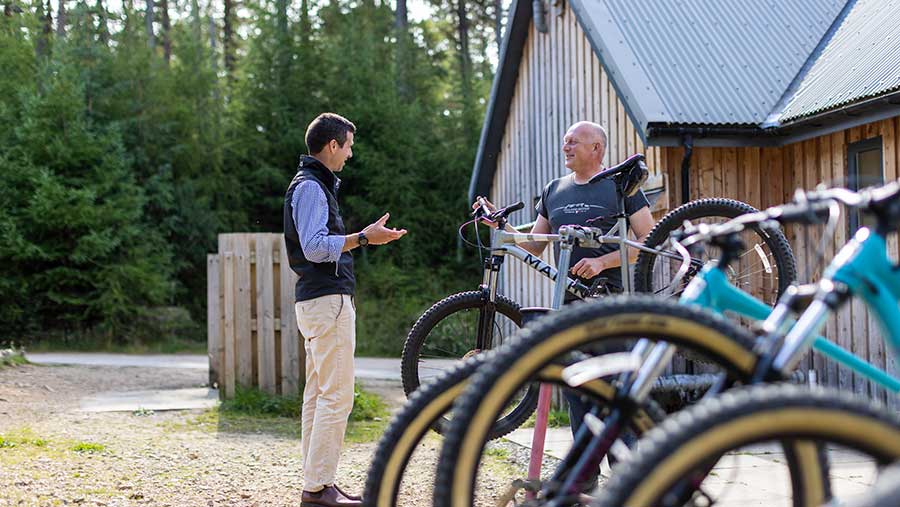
284,113,406,507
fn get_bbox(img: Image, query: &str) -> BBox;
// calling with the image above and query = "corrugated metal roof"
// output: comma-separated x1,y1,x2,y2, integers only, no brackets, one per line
576,0,846,126
777,0,900,123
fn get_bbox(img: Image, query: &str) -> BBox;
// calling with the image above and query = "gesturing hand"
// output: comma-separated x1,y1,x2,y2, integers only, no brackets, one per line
570,257,605,279
362,213,408,245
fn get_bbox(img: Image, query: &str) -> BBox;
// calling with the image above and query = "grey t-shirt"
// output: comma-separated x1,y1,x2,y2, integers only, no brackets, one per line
536,173,649,293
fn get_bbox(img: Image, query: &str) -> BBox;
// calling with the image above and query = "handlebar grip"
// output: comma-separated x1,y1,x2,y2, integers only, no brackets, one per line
774,202,831,225
489,201,525,221
506,201,525,213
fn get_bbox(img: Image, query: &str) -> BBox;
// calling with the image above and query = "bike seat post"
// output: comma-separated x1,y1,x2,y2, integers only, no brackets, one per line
615,178,633,294
553,228,575,310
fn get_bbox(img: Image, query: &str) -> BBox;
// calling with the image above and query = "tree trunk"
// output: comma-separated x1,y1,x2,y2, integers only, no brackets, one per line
277,0,287,35
56,0,66,38
96,0,109,45
223,0,236,80
299,0,310,46
36,0,51,58
208,1,217,65
145,0,155,48
456,0,473,104
394,0,411,100
494,0,502,53
395,0,407,29
160,0,171,63
455,0,477,141
190,0,200,39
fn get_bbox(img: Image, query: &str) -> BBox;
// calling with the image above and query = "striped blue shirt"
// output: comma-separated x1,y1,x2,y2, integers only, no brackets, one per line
291,180,346,263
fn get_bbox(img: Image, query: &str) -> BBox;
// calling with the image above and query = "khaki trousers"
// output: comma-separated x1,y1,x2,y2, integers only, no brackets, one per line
295,294,356,492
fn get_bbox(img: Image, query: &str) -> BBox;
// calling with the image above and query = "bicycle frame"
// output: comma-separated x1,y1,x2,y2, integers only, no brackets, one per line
552,211,900,501
770,227,900,391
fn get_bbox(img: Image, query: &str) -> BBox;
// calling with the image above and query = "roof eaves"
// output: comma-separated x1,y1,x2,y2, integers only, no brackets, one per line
570,0,669,142
761,0,856,128
468,0,532,203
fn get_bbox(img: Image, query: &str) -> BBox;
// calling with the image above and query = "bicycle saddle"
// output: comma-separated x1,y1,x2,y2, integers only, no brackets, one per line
590,153,649,197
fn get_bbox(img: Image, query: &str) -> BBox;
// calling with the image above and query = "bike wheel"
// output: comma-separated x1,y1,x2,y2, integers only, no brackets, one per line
400,290,538,438
634,198,797,305
365,354,664,507
594,384,900,507
433,296,822,507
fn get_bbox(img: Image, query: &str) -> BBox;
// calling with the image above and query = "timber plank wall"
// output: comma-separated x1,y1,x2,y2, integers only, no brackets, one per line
489,0,900,405
658,118,900,407
491,3,665,313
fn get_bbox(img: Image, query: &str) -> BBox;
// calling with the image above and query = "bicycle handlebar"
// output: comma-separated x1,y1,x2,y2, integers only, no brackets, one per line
497,224,608,248
679,181,900,248
473,199,525,223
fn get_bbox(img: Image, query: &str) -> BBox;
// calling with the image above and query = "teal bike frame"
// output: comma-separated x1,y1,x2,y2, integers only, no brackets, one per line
681,251,900,393
770,227,900,391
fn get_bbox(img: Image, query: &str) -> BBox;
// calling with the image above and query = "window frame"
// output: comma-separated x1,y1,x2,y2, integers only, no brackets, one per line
847,136,884,233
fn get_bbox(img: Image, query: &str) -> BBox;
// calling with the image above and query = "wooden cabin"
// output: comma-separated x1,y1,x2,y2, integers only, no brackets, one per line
473,0,900,404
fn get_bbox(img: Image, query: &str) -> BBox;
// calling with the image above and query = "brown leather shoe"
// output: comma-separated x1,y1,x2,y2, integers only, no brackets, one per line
333,484,361,502
300,486,362,507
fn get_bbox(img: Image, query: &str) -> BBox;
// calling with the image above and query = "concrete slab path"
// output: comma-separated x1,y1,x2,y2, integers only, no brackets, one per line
79,387,218,412
26,352,208,369
25,353,414,380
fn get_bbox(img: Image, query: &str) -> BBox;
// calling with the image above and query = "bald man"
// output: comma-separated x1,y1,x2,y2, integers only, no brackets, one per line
476,121,654,484
478,121,654,294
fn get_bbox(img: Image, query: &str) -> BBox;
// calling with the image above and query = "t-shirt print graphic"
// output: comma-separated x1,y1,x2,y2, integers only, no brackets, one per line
553,203,607,215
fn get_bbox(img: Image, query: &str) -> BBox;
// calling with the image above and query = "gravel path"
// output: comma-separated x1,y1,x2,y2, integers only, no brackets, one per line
0,363,379,506
0,363,549,506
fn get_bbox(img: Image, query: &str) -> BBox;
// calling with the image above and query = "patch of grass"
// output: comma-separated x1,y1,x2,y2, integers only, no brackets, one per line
350,384,388,422
220,386,302,418
165,383,390,443
0,348,28,369
0,429,71,467
345,419,389,443
71,442,106,454
521,408,571,429
484,446,510,459
0,429,50,449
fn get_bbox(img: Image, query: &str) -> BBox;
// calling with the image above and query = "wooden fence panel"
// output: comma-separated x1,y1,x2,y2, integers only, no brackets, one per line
222,252,236,399
209,234,305,399
255,234,277,394
234,236,253,388
280,239,302,396
207,254,222,388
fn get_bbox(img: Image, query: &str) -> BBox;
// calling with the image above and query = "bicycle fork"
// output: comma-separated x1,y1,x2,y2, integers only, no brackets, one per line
476,255,504,351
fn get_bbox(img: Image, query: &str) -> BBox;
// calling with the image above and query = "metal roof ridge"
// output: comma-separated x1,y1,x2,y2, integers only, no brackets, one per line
761,0,858,128
569,0,669,140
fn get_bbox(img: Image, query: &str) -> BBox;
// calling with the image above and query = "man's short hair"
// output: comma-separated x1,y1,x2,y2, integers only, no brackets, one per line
596,126,608,153
305,113,356,154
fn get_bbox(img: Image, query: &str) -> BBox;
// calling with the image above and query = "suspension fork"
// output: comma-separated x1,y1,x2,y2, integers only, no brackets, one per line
475,254,504,350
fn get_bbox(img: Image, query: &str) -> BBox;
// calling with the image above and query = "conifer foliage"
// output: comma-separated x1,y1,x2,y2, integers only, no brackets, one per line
0,0,503,352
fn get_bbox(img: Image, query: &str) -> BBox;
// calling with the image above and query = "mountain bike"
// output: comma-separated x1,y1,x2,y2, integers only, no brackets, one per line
432,198,878,506
401,154,793,438
366,157,796,506
595,181,900,507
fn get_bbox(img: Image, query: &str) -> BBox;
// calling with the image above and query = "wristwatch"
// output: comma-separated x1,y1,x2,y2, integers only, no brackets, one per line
358,232,369,247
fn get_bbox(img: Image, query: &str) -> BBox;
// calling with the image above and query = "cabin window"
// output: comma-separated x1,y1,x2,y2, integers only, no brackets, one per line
847,137,883,233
